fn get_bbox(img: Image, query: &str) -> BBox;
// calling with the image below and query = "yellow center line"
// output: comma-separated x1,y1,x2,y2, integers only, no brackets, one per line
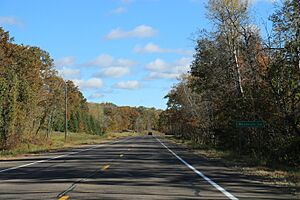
58,196,70,200
101,164,110,171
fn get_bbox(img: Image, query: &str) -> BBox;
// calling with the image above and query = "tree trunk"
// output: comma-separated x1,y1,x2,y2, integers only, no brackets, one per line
233,47,244,98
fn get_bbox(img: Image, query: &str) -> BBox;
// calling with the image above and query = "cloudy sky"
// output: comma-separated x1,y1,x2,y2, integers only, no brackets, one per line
1,0,277,109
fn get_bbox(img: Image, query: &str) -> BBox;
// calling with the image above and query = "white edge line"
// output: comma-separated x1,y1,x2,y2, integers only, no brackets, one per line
155,136,238,200
0,138,128,173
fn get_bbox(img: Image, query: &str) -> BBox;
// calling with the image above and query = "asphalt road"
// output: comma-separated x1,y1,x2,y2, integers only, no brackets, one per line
0,136,296,200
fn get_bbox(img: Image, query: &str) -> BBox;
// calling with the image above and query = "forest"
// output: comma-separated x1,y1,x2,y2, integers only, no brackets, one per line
0,27,161,151
1,0,299,168
88,103,160,133
159,0,300,167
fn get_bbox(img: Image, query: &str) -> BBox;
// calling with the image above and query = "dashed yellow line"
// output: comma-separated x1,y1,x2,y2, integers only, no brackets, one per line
102,165,110,171
58,196,70,200
57,165,111,199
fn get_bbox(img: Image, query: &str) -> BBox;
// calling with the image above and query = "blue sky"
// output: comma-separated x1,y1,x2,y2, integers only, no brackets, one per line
1,0,277,109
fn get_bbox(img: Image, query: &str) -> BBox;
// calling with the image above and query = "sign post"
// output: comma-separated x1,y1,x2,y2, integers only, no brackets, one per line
235,121,266,156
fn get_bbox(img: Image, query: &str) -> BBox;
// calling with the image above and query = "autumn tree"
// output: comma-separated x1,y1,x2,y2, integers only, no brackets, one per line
160,0,300,166
0,27,105,149
264,0,300,164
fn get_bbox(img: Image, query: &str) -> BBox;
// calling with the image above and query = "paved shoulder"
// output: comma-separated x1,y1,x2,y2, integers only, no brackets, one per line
155,136,296,200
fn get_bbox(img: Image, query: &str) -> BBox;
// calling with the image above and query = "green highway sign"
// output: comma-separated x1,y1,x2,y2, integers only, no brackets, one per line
236,121,265,128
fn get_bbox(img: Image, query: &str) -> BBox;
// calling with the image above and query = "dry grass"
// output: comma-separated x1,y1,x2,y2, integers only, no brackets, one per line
166,135,300,190
0,131,143,159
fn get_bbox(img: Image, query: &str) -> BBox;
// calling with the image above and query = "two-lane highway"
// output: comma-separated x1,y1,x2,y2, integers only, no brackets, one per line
0,136,296,199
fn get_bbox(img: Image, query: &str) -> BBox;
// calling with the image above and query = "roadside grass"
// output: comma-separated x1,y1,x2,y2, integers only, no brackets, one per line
0,131,143,159
166,135,300,190
105,131,143,139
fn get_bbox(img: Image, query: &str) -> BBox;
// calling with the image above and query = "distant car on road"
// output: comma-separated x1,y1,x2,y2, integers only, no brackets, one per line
148,132,152,135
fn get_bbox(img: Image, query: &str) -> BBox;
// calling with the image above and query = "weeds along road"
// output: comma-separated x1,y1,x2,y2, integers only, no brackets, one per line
0,136,296,200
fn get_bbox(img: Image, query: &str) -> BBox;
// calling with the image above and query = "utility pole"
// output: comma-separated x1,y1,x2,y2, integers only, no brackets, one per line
64,80,68,142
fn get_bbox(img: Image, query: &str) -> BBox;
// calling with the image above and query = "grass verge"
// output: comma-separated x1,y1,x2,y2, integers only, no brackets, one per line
0,131,143,159
165,135,300,193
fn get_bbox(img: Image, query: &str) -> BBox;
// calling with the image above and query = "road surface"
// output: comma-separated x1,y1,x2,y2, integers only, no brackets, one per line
0,136,296,199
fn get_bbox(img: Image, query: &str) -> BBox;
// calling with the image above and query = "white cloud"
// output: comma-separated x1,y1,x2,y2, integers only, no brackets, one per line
87,54,136,68
146,57,192,79
172,57,192,73
111,6,126,14
89,93,104,99
118,59,136,67
97,67,130,78
148,72,180,79
73,78,103,90
146,59,168,71
87,54,114,67
0,16,23,27
134,43,193,55
104,25,157,40
134,43,164,53
87,54,136,78
88,54,114,67
250,0,278,4
114,80,141,90
57,67,81,78
55,56,76,67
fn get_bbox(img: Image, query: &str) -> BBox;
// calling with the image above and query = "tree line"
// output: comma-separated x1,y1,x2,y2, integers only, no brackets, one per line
159,0,299,167
0,27,104,150
0,27,161,151
89,103,161,133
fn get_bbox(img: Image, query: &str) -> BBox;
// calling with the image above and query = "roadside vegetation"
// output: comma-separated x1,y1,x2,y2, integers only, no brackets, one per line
167,135,299,189
159,0,299,173
0,131,144,158
0,27,161,155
